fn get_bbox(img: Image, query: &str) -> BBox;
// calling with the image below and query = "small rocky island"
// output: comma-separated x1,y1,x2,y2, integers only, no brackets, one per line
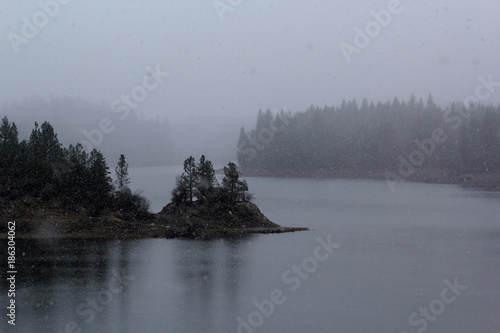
0,117,306,239
156,156,307,238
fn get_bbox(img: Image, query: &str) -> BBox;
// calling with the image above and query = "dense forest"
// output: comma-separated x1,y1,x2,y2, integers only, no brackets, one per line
0,117,150,218
237,96,500,182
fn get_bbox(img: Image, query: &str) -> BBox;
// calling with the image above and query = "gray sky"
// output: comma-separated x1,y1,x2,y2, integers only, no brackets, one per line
1,0,500,127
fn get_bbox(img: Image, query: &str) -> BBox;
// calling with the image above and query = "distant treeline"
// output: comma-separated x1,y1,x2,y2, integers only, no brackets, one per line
0,96,173,166
237,96,500,176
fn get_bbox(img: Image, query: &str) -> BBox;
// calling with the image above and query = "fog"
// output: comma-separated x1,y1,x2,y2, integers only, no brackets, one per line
1,0,500,164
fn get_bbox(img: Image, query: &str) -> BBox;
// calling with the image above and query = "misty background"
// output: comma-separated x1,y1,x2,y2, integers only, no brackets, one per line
1,0,500,166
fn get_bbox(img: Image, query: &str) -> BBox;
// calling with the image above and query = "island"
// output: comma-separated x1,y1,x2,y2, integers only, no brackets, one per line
0,117,307,239
157,156,307,238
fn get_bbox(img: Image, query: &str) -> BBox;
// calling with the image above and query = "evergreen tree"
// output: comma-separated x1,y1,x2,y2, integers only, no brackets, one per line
237,127,250,168
87,149,114,215
40,121,64,165
458,124,471,172
0,117,20,196
0,117,19,148
222,162,250,204
196,155,216,202
115,154,131,194
171,156,253,207
59,143,90,208
26,121,64,195
182,156,198,204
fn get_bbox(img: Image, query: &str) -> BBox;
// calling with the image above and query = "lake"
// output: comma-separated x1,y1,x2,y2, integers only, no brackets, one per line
1,166,500,333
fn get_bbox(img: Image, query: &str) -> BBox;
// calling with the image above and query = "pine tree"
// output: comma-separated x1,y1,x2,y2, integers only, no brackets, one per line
87,149,113,215
182,156,198,204
458,124,471,172
237,127,250,168
196,155,216,202
27,121,64,195
58,144,90,208
0,117,20,196
0,117,19,148
40,122,64,165
115,154,131,194
222,162,250,205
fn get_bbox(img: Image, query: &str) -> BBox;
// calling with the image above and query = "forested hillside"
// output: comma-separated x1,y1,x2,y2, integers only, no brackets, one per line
237,96,500,182
0,117,150,218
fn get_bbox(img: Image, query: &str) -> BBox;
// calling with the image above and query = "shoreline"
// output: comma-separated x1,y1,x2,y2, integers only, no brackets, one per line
0,218,308,240
241,169,500,191
0,225,308,240
0,201,310,240
3,171,497,240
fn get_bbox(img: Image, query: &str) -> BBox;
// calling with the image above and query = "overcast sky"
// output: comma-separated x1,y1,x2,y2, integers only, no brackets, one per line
1,0,500,126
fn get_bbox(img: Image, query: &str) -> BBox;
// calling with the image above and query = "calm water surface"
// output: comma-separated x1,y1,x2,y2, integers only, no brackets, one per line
1,167,499,333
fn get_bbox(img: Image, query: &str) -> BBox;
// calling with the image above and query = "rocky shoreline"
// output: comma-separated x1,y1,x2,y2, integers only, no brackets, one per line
0,201,308,240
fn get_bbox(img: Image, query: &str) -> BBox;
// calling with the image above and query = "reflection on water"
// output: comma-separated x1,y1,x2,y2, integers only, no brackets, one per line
1,239,137,332
172,238,249,332
0,237,253,333
0,239,140,333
